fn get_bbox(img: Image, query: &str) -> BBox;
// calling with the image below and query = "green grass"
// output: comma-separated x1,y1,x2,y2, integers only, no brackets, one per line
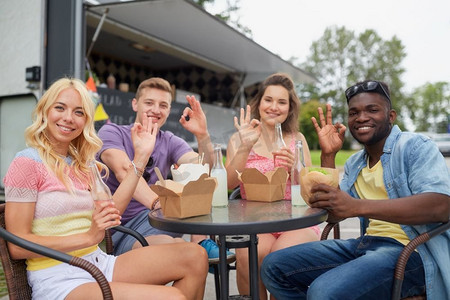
310,150,357,167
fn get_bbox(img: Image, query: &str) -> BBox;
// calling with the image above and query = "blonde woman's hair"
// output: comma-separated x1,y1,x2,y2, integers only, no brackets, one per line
25,77,106,191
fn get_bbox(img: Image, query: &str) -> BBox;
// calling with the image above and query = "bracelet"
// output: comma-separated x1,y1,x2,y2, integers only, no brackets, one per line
130,160,144,177
151,198,160,210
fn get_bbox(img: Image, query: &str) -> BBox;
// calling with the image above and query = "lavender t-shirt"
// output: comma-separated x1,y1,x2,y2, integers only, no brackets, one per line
97,123,192,224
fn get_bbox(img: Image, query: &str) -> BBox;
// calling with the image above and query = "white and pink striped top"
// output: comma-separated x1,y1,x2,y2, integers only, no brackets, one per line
3,148,97,271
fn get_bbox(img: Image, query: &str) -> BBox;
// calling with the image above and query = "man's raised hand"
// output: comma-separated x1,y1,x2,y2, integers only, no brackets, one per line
311,103,346,156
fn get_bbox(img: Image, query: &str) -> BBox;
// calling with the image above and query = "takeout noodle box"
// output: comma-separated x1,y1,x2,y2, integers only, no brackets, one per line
300,167,339,206
239,167,289,202
170,163,209,185
150,173,217,218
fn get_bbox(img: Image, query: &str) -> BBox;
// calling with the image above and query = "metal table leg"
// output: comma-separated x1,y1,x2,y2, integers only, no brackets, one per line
218,235,229,299
249,234,259,300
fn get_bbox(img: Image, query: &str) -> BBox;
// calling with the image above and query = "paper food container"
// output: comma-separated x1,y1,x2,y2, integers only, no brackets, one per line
300,167,339,206
150,173,217,218
170,163,209,185
238,167,289,202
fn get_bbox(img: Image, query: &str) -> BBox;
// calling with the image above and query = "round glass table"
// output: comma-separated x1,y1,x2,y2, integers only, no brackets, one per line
149,199,328,299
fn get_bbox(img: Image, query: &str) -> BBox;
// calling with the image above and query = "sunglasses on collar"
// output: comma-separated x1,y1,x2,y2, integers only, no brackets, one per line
345,81,391,103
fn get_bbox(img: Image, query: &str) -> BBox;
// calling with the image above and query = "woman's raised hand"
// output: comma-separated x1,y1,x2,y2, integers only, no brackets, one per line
311,103,346,155
234,105,261,150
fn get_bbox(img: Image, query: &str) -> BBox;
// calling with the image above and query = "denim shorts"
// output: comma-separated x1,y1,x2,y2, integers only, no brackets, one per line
111,209,183,255
28,248,116,300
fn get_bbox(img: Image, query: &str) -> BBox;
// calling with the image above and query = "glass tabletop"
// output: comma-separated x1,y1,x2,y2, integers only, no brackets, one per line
149,199,328,235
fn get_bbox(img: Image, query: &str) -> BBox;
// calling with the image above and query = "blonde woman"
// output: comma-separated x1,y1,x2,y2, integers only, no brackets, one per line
3,78,208,299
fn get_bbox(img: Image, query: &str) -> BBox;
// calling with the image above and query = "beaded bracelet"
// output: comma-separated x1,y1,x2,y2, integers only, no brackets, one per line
151,198,160,210
130,160,144,177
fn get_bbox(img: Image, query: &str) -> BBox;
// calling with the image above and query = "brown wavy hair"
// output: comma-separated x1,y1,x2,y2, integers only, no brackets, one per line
248,73,300,133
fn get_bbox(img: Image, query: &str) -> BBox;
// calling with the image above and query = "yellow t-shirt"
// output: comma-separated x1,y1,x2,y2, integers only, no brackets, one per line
355,159,410,246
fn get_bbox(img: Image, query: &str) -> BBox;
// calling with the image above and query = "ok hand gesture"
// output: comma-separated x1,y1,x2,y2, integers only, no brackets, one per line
179,95,209,139
311,103,346,156
234,105,261,150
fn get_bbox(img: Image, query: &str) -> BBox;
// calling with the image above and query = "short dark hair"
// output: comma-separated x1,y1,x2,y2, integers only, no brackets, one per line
345,80,391,109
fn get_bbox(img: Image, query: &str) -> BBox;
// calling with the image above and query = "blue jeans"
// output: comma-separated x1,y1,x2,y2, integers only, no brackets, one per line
261,236,425,300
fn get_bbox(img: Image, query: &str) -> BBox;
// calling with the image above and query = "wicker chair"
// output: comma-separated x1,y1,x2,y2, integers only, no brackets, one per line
104,226,149,255
0,203,152,300
321,220,450,300
0,203,113,299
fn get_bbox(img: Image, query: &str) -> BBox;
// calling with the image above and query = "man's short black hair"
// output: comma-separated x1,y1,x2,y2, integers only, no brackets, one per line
345,80,391,109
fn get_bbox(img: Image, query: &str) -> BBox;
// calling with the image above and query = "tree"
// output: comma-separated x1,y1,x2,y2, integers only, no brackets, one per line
299,26,408,145
406,82,450,133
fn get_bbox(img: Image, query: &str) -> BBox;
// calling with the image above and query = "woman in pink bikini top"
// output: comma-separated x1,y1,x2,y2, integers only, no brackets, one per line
225,73,321,299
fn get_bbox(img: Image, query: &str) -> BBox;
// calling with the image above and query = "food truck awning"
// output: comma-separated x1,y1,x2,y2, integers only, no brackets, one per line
85,0,317,87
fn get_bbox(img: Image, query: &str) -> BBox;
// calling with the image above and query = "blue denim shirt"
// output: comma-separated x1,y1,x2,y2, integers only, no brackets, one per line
340,125,450,300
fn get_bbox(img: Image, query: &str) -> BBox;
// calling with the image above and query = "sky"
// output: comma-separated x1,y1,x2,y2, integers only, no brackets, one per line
205,0,450,93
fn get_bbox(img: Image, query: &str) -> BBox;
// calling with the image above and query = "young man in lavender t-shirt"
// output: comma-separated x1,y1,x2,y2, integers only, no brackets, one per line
97,77,233,262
